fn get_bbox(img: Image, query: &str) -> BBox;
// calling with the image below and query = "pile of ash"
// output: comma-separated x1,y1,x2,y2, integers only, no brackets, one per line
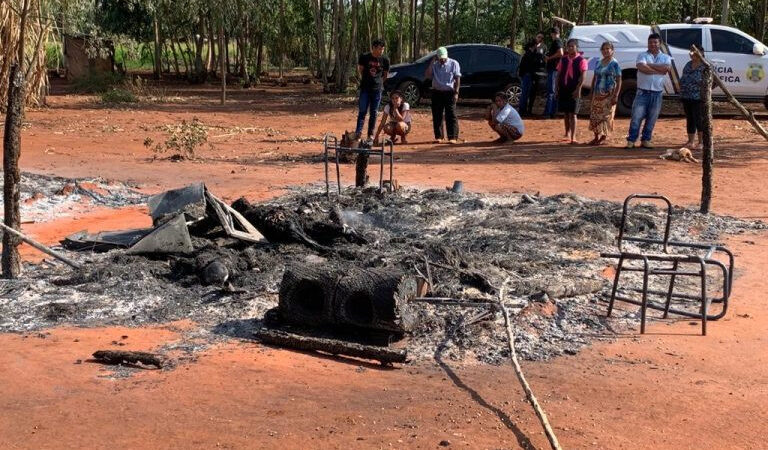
0,186,762,363
0,172,146,223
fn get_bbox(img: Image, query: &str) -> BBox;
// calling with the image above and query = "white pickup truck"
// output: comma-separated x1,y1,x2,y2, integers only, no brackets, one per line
569,21,768,115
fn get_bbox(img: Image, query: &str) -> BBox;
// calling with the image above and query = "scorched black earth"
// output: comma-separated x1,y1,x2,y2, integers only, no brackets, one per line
0,186,762,364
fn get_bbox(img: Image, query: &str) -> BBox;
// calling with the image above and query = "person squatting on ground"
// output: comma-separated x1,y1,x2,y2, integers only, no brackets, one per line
425,46,462,143
679,45,706,149
355,38,390,140
518,35,546,116
626,32,671,149
374,90,412,144
555,39,587,144
544,27,564,118
487,92,525,143
588,41,622,145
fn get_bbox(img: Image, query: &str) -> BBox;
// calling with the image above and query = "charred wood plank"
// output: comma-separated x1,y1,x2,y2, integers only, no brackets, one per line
92,350,164,369
355,151,369,187
279,263,338,326
278,263,418,334
254,328,408,364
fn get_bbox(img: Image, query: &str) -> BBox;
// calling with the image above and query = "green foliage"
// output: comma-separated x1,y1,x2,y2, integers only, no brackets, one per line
144,118,209,160
45,43,62,70
71,72,124,93
100,87,139,103
94,0,154,42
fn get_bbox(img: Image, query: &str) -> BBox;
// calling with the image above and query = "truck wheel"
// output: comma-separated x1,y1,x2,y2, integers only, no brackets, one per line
617,79,637,116
504,82,522,107
397,81,421,105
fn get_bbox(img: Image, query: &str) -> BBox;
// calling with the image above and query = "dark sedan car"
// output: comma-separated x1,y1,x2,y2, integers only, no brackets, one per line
384,43,530,106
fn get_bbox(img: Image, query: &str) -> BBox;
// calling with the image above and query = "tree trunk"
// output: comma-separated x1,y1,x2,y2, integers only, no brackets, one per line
170,40,181,76
636,0,640,23
241,24,251,87
153,14,162,79
417,0,426,56
760,0,768,41
578,0,588,23
312,0,331,92
433,0,439,48
603,0,612,23
3,65,24,278
538,0,544,30
219,20,226,104
3,0,30,279
279,0,286,80
256,33,264,82
397,0,404,63
510,0,519,49
206,15,216,74
410,0,416,60
700,64,713,213
194,17,206,81
721,0,730,25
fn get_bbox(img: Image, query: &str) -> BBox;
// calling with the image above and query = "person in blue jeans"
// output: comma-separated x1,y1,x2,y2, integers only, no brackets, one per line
626,33,671,149
518,37,545,116
355,38,390,140
543,27,563,118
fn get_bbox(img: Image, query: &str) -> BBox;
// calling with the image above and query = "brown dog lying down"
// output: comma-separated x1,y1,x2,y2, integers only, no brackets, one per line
659,147,699,163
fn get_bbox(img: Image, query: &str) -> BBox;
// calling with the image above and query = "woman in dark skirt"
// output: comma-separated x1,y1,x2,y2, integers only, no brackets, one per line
555,39,587,143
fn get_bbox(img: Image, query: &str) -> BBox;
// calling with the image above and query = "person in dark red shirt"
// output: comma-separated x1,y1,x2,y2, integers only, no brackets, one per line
356,39,390,140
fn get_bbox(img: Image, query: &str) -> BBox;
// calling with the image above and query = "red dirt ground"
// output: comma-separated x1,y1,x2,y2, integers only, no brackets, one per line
1,80,767,449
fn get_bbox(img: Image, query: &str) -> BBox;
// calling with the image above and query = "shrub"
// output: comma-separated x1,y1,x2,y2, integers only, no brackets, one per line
100,88,138,103
144,118,209,160
72,72,124,93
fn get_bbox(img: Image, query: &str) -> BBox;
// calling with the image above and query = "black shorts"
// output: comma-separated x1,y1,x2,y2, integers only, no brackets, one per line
558,91,581,114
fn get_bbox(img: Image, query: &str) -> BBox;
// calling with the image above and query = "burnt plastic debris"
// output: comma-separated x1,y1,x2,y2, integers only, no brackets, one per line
61,183,266,255
148,182,207,225
126,214,193,255
61,228,153,252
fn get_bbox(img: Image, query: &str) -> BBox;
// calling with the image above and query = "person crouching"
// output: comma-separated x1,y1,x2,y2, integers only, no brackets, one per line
487,92,525,143
374,90,412,144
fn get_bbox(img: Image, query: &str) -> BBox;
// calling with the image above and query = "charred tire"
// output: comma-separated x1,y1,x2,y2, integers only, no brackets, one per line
617,78,637,116
504,82,522,108
397,80,421,105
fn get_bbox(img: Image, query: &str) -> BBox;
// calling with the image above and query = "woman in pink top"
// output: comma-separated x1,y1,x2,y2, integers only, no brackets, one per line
555,39,587,144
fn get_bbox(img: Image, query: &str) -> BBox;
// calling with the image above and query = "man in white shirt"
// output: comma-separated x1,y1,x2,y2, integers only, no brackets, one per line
626,33,671,149
487,92,525,143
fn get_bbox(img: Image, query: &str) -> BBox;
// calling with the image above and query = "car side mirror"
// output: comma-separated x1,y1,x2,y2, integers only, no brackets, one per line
753,43,766,55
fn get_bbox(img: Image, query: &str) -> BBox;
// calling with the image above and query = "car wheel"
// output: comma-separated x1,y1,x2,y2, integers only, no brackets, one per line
504,82,522,107
397,81,421,105
617,79,637,116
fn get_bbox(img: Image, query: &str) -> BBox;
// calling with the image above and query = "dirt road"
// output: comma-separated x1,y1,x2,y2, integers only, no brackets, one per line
1,80,767,449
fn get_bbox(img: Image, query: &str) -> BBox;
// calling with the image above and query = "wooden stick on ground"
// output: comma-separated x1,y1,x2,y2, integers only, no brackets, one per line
498,279,562,450
690,45,768,141
92,350,164,369
0,221,82,269
254,328,408,365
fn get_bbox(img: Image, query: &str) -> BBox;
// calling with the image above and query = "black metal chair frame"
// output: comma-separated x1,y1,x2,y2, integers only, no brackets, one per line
600,194,734,336
322,134,395,197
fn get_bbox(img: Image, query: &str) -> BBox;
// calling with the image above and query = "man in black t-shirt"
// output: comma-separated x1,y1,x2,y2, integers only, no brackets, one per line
544,27,564,118
355,39,390,140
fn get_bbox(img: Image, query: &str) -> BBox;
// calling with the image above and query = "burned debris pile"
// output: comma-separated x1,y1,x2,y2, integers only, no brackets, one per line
1,183,763,363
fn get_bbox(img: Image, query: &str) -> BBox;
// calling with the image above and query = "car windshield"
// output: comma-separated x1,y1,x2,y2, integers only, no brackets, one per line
415,51,437,63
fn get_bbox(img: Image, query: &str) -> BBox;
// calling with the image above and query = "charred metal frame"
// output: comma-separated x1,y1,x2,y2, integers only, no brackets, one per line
322,134,395,197
601,194,734,336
